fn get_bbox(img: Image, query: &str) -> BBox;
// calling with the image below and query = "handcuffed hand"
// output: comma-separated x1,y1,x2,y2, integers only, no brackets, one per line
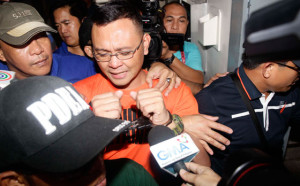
130,88,170,125
91,90,123,119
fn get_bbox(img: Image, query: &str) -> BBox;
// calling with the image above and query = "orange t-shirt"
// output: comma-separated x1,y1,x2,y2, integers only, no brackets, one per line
73,73,198,177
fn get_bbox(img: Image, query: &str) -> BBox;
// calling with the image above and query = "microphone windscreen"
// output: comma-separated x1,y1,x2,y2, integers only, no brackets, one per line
148,125,175,146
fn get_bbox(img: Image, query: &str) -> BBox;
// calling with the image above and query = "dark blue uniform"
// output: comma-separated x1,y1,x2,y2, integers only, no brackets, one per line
0,53,97,84
195,65,300,175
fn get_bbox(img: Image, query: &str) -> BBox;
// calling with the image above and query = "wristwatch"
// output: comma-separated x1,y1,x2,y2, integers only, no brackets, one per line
171,114,184,135
163,54,175,66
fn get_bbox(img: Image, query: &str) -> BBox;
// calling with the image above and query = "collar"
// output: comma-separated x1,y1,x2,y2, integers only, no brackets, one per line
236,65,262,100
59,42,70,55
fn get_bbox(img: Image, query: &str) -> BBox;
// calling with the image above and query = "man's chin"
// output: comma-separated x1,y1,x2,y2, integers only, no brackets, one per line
112,81,130,89
33,69,51,76
276,87,292,93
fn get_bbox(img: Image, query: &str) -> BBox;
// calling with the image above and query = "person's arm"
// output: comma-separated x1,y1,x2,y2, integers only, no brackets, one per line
161,82,211,166
146,62,181,96
179,162,221,186
171,59,204,94
160,41,204,94
194,84,233,155
182,114,233,155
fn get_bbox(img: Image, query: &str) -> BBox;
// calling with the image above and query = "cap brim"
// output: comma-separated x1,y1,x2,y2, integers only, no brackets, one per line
293,60,300,68
1,21,57,46
23,116,131,173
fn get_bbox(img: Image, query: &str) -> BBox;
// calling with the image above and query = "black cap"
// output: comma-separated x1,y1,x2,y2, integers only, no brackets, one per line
244,0,300,63
0,76,131,173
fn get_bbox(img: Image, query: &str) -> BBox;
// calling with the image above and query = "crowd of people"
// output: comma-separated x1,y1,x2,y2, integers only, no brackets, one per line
0,0,299,185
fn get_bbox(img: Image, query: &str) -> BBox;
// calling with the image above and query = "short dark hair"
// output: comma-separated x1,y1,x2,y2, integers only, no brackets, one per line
162,1,188,18
242,53,263,70
50,0,88,24
242,53,288,70
90,1,143,34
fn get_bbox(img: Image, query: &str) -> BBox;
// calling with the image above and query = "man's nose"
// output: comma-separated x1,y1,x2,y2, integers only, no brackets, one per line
29,39,44,55
109,55,123,68
61,25,68,33
171,21,179,30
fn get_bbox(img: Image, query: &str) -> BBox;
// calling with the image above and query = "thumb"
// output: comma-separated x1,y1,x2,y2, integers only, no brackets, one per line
179,169,189,181
115,90,123,99
201,114,219,121
130,91,137,100
179,169,187,176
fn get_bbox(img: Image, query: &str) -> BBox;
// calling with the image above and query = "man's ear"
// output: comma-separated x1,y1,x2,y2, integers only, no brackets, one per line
84,45,94,58
142,33,151,55
261,62,274,79
0,49,7,62
0,171,26,186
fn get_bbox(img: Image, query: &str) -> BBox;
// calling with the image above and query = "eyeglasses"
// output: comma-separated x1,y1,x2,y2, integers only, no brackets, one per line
92,37,143,62
278,63,300,75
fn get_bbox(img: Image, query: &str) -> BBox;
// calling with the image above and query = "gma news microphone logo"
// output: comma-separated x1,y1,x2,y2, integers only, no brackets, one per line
150,133,199,168
157,134,190,160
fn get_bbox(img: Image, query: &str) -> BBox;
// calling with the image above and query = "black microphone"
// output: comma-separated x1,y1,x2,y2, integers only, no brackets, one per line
148,125,189,174
243,0,300,63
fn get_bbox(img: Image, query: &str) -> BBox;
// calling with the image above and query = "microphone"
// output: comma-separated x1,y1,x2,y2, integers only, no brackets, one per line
0,70,15,90
243,0,300,63
148,125,199,177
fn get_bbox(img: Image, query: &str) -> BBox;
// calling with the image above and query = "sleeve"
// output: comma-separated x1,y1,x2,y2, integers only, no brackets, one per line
195,87,219,117
185,42,203,72
168,82,199,116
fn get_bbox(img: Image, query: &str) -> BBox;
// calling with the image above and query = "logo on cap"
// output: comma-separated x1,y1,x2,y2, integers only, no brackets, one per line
26,86,89,135
113,120,131,132
12,9,33,19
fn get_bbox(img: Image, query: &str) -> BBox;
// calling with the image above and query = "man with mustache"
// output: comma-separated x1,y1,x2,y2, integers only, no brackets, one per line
73,2,214,185
0,2,180,85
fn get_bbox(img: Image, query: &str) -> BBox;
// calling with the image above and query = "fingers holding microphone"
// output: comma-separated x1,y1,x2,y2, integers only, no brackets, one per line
179,162,221,186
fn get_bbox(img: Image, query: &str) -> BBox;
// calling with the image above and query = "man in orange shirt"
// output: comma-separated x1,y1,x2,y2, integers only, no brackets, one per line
73,1,210,183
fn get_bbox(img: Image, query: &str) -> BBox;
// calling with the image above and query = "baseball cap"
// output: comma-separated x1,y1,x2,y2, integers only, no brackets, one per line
0,2,57,46
243,0,300,63
0,76,132,173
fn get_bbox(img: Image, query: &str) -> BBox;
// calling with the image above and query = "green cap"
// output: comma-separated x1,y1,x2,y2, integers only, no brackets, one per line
0,2,57,46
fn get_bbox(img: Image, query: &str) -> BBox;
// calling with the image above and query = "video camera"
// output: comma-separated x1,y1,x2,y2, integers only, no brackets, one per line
139,0,185,68
139,0,163,68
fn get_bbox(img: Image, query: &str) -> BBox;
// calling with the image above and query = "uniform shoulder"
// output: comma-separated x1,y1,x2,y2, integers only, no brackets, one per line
199,75,234,95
